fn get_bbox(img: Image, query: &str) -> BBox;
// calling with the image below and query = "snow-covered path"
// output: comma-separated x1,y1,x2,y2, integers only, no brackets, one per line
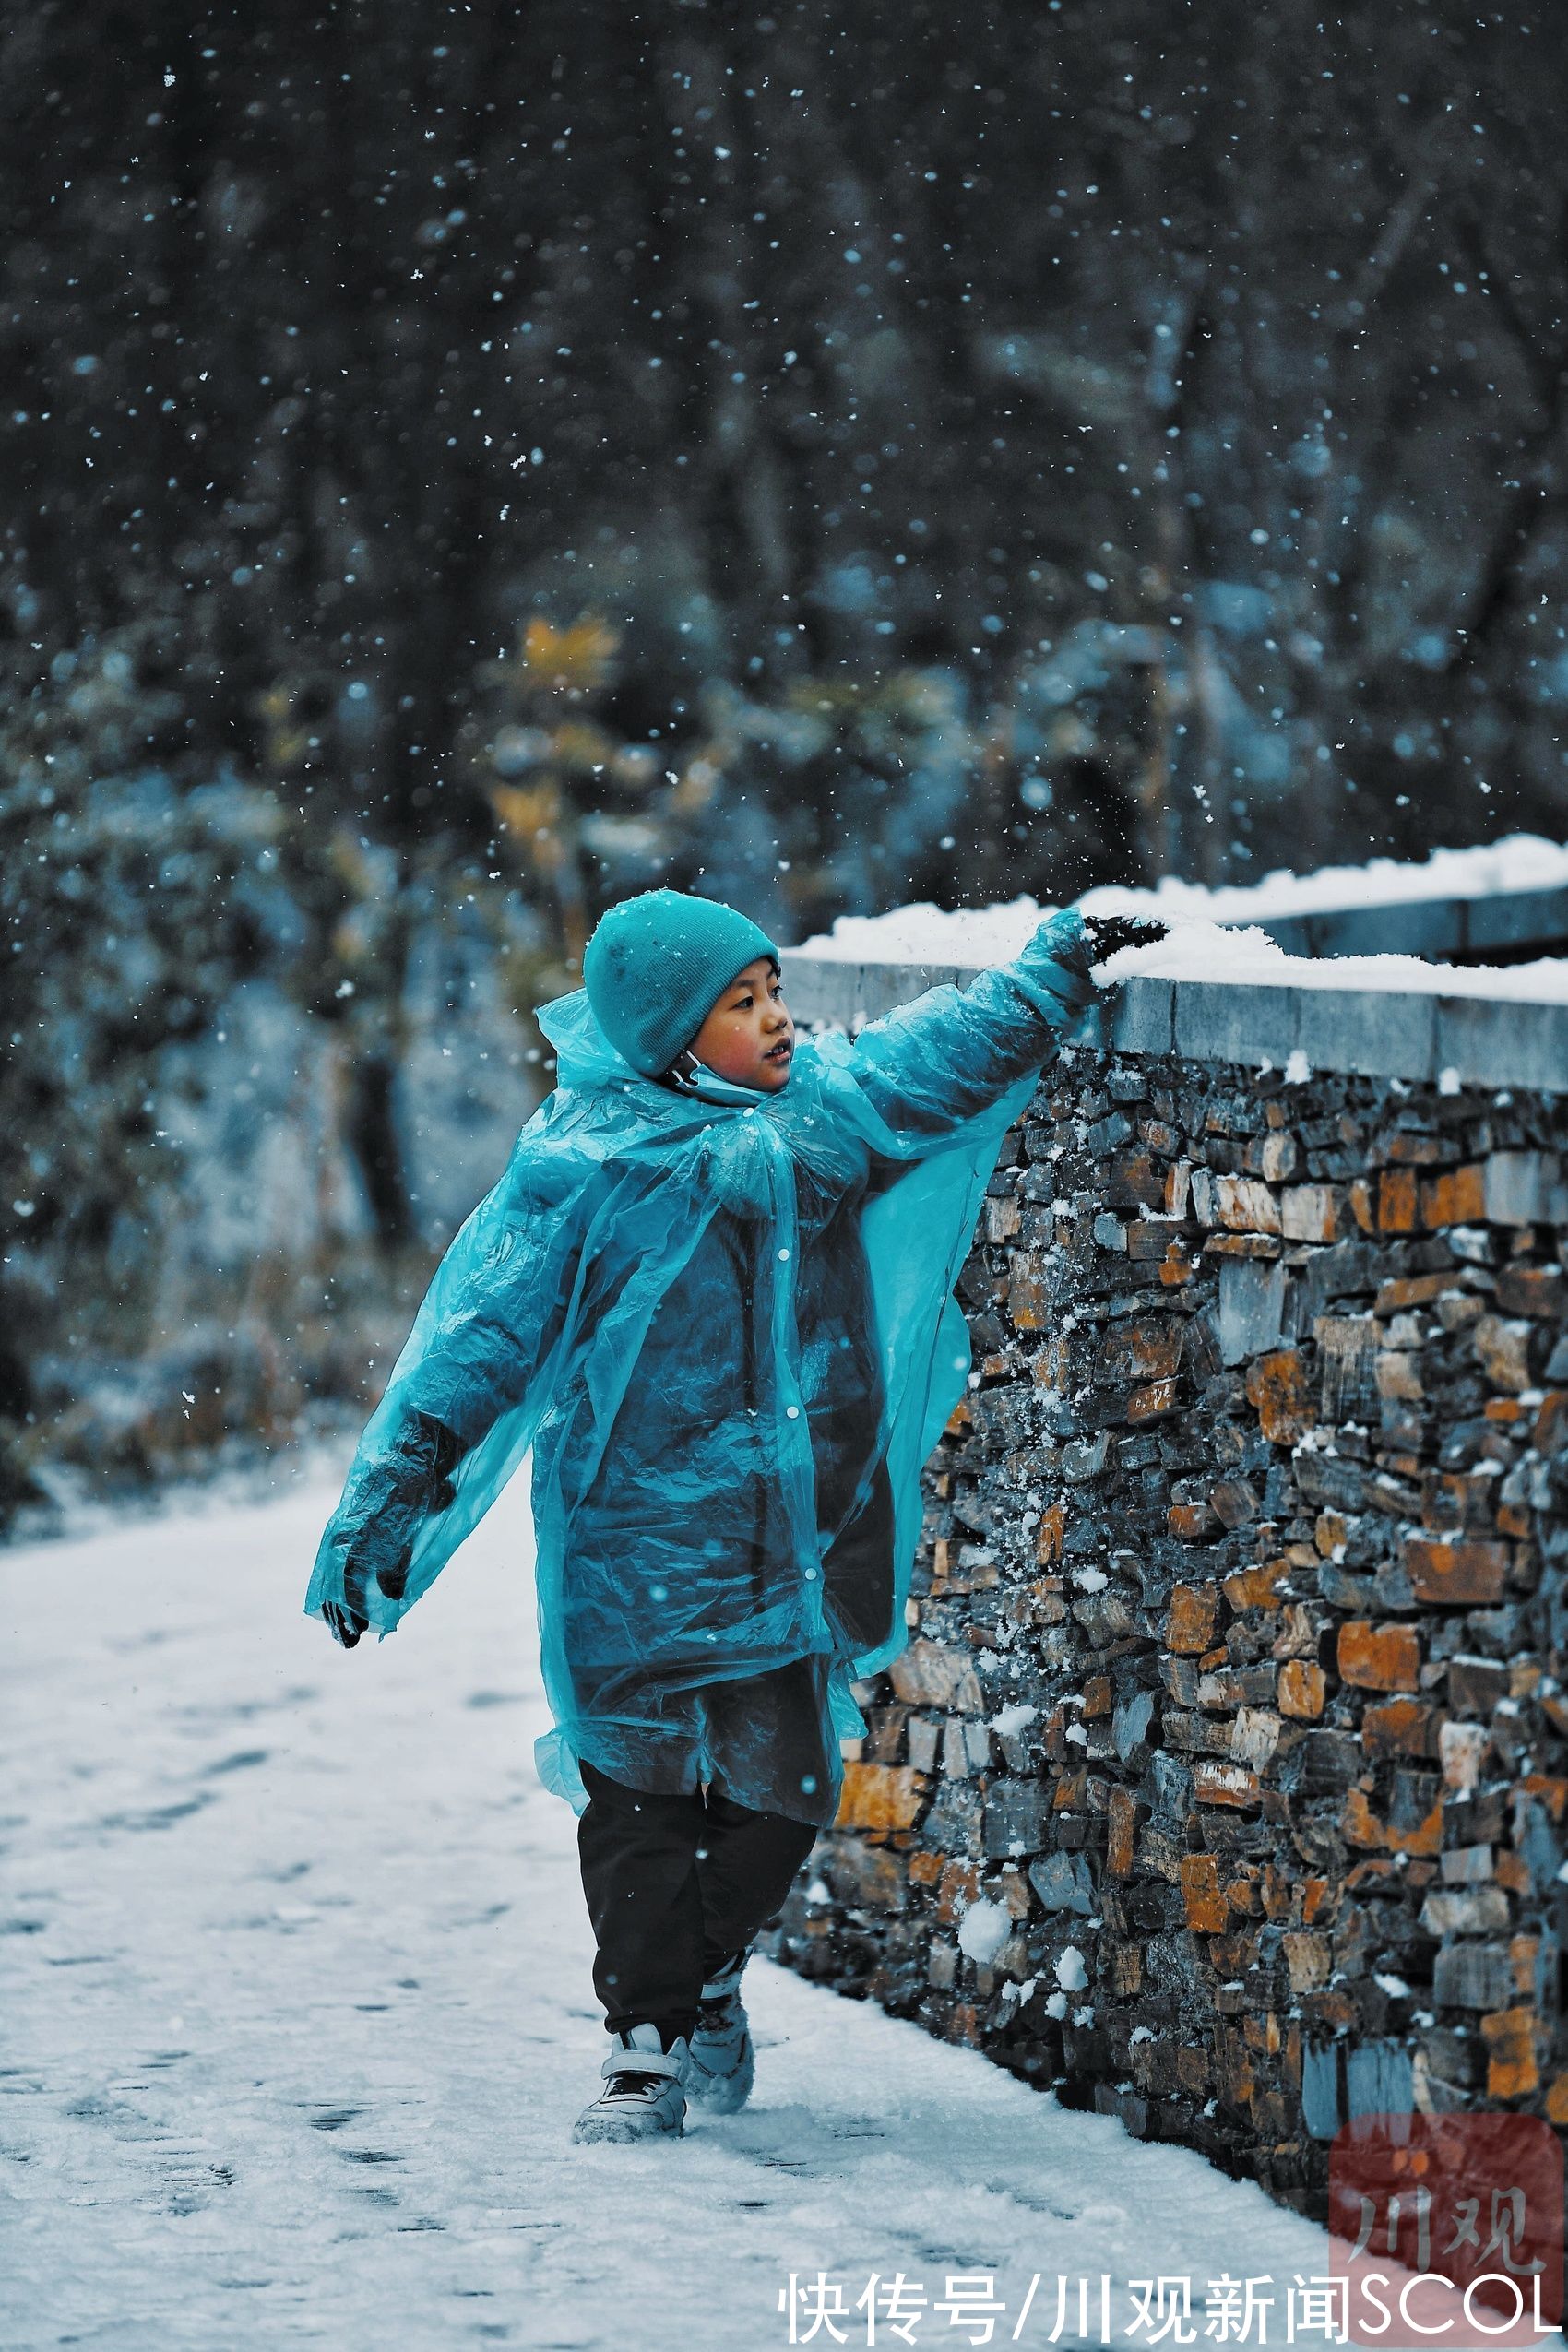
5,1474,1384,2351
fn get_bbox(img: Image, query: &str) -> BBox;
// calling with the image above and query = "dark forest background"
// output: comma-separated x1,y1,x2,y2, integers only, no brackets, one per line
4,0,1567,1519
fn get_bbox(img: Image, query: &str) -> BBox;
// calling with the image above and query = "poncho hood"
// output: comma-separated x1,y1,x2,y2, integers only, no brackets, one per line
537,985,775,1110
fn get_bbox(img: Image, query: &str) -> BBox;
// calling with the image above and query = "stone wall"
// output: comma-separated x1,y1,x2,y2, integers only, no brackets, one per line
762,1004,1568,2216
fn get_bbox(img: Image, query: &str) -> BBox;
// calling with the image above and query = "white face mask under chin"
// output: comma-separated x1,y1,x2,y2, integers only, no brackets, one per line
658,1047,772,1110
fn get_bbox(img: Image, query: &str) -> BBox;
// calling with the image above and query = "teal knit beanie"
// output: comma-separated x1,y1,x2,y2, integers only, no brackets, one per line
581,887,782,1077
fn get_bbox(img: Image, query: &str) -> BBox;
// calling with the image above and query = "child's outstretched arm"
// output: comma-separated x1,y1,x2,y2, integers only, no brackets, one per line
840,905,1112,1150
305,1132,591,1645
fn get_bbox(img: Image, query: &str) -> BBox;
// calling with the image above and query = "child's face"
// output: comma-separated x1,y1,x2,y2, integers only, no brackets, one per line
689,956,795,1090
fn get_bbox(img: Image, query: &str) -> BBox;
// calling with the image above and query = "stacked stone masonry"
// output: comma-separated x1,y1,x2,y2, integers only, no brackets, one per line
761,1041,1568,2217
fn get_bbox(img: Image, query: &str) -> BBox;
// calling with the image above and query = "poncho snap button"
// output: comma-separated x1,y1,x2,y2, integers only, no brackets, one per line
785,1404,800,1419
778,1247,790,1260
803,1567,817,1581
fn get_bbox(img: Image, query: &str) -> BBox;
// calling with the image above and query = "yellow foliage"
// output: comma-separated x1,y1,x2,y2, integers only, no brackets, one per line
520,614,618,695
781,671,930,714
551,719,617,772
612,742,665,791
668,756,722,816
779,670,952,740
491,780,567,874
256,682,315,771
491,780,562,837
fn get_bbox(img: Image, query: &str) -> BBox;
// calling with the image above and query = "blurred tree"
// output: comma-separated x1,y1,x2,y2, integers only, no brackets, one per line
5,1,1564,904
0,624,292,1479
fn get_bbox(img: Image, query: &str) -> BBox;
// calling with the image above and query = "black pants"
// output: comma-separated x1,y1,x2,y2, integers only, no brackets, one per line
576,1754,820,2045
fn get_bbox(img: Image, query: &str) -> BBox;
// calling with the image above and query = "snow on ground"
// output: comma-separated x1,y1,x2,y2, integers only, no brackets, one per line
790,833,1568,967
4,1474,1428,2350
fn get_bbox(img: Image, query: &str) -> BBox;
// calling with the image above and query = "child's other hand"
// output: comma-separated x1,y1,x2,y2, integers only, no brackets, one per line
1079,912,1171,966
323,1599,370,1649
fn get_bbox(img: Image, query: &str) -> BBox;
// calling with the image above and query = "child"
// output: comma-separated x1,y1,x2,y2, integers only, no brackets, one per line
303,886,1160,2144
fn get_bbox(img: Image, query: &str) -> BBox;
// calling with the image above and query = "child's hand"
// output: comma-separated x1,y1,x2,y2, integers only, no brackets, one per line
1079,912,1171,965
323,1599,370,1649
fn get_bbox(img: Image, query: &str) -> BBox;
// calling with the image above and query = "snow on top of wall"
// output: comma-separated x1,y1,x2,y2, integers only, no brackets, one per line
1087,830,1568,924
791,891,1055,964
793,906,1568,1005
790,831,1568,964
1093,921,1568,1004
787,833,1568,1005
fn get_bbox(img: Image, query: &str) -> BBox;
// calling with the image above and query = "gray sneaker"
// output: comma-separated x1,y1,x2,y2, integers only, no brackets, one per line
571,2022,690,2144
685,1948,755,2113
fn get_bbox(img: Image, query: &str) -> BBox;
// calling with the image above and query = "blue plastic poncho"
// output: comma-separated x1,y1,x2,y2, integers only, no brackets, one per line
304,908,1095,1827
